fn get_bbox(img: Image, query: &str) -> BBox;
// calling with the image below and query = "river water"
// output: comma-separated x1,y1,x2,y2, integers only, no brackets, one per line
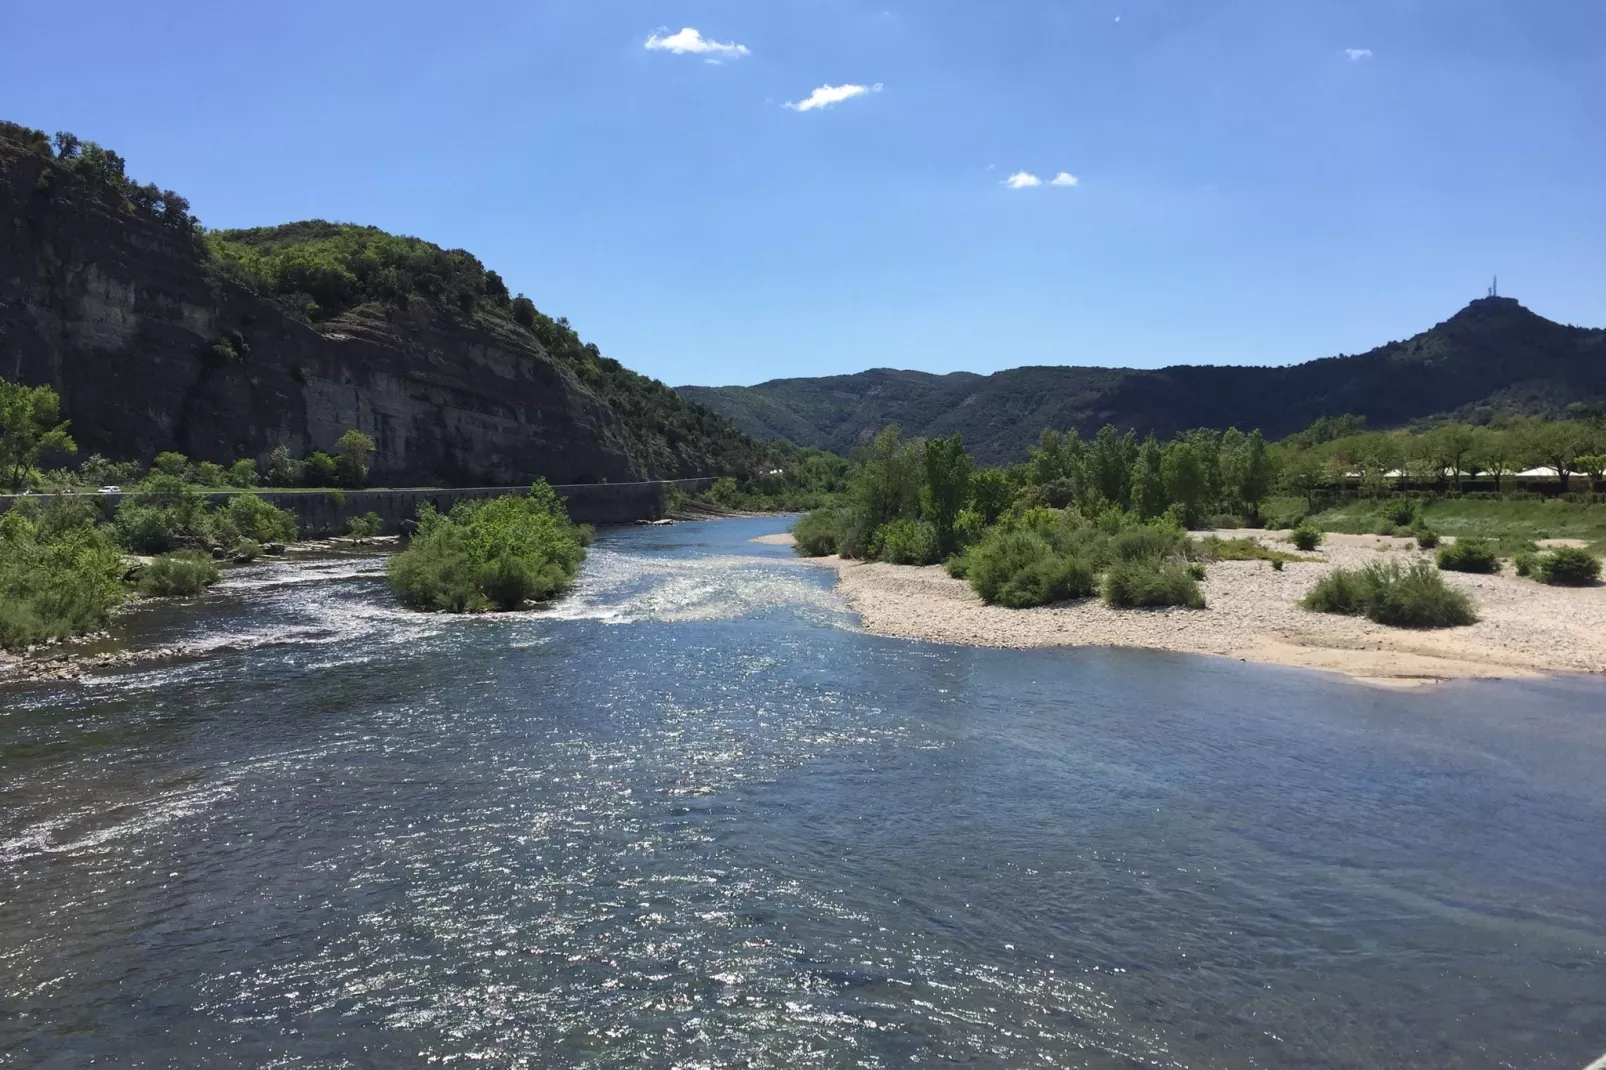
2,517,1604,1069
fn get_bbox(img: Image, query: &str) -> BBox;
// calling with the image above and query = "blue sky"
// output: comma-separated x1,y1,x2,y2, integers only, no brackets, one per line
4,1,1603,386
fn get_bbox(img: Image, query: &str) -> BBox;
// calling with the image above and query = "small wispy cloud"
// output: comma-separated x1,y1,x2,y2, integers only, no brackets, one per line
645,27,750,58
1344,48,1374,61
785,82,883,112
1005,171,1079,190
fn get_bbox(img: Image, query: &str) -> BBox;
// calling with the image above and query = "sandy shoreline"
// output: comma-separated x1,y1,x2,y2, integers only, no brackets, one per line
762,530,1606,687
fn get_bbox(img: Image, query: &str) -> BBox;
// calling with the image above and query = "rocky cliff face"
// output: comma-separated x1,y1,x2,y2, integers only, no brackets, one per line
0,141,659,485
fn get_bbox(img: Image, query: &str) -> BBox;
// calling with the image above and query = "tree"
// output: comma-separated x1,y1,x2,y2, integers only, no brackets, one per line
1085,425,1135,509
1129,436,1167,519
921,434,972,556
152,451,190,479
969,468,1013,525
1161,439,1208,526
1219,428,1274,520
845,426,923,557
334,430,376,487
304,451,338,486
511,295,537,328
1028,428,1077,485
1429,423,1477,491
0,379,76,489
264,446,301,486
1471,427,1516,492
1280,448,1326,509
1518,419,1590,488
229,458,259,487
51,131,80,159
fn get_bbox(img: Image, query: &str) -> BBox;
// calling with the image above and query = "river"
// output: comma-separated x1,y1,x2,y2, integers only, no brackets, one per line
2,517,1604,1068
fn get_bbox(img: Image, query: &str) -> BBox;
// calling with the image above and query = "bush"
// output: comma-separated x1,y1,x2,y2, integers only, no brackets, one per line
304,451,338,486
229,458,259,487
1384,499,1417,527
966,528,1096,608
876,518,936,565
1414,527,1440,549
792,509,843,557
219,493,298,545
387,481,587,612
194,461,228,487
1534,547,1601,587
1187,562,1207,581
1436,537,1499,574
0,504,127,649
233,539,263,563
1110,523,1183,562
1102,557,1206,609
1303,560,1476,628
1513,552,1537,577
139,550,220,597
1290,523,1323,551
347,512,383,540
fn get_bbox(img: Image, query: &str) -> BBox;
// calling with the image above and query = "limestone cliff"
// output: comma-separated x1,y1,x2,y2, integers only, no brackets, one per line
0,134,752,484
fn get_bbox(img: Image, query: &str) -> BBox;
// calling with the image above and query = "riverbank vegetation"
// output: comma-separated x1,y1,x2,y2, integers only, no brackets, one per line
387,482,589,612
792,414,1604,621
0,499,127,649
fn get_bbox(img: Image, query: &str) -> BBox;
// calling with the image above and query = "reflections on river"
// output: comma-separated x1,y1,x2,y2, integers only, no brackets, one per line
3,517,1604,1068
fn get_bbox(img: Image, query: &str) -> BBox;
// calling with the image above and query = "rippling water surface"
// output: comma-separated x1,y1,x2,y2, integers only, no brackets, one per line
3,518,1605,1068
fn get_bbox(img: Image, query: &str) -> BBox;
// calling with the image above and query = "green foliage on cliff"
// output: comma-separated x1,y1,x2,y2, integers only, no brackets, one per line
0,499,127,650
0,121,198,234
388,481,589,612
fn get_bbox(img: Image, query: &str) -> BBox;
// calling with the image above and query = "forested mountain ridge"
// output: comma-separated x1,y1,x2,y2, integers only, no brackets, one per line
0,121,759,484
681,298,1606,463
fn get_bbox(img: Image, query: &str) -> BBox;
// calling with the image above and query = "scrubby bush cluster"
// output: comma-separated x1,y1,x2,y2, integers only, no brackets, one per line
138,551,221,597
0,500,127,649
387,482,590,612
1302,561,1476,628
1531,547,1601,586
113,478,296,555
1435,537,1499,574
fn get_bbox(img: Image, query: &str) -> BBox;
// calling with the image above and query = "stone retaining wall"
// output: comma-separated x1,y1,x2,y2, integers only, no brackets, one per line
0,478,717,538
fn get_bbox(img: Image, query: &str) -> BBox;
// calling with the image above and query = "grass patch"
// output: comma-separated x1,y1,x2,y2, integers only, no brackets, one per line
1295,496,1606,554
1302,560,1476,628
1193,535,1315,564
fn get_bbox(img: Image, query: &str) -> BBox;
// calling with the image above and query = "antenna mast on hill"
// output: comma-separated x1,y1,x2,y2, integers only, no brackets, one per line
1488,276,1498,298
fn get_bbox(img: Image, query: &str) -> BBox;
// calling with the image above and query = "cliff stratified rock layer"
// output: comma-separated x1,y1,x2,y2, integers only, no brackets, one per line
1,138,743,484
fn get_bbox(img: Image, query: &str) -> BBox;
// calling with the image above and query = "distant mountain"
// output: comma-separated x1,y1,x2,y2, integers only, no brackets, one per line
680,299,1606,462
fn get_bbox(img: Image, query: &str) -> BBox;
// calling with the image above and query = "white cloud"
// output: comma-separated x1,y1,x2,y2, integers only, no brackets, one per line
1004,171,1043,189
1344,48,1374,61
644,27,750,58
786,82,883,112
1050,172,1079,187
